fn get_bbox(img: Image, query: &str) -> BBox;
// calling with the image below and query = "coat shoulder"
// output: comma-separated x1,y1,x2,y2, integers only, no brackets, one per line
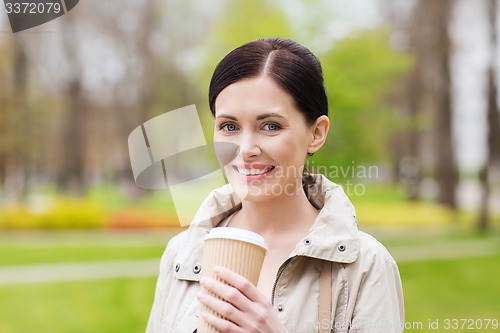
159,229,190,267
355,230,397,268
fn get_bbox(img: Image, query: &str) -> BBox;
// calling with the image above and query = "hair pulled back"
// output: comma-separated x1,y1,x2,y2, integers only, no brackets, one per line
208,38,328,125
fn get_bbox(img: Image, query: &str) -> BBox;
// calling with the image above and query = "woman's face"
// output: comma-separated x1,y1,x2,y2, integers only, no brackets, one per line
214,76,316,201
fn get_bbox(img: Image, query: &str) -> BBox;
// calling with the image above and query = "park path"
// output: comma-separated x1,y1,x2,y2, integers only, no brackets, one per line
387,237,499,262
0,237,498,285
0,259,160,285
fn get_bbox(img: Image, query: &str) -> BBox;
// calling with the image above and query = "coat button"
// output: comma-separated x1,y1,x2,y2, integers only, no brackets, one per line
338,244,346,252
175,263,180,272
277,305,283,312
193,265,201,274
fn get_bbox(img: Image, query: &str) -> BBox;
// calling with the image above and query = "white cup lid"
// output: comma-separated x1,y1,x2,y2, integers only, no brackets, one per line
204,227,269,251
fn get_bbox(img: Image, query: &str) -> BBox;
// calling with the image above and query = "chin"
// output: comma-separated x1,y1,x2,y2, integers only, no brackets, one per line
230,181,295,203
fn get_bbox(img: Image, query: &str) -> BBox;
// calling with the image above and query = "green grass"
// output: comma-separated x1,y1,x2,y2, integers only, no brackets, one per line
351,182,407,203
0,231,164,333
378,229,500,247
85,184,176,213
1,255,498,333
400,255,500,332
0,230,498,333
0,245,166,266
0,230,178,266
0,277,156,333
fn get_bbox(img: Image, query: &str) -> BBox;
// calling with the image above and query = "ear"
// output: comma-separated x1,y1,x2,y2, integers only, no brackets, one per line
307,115,330,154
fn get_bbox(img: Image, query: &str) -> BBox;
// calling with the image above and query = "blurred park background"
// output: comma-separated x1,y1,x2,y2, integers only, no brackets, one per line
1,0,500,332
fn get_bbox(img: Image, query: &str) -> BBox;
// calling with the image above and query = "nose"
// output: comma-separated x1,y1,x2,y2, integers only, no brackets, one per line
238,132,261,160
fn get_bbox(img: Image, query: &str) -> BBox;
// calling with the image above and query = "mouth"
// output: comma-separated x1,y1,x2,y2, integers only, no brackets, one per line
232,165,276,178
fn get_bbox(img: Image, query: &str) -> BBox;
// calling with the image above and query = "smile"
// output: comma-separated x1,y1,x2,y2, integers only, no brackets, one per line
234,166,275,176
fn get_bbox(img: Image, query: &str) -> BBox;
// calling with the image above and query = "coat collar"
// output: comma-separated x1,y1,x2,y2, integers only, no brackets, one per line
174,174,360,281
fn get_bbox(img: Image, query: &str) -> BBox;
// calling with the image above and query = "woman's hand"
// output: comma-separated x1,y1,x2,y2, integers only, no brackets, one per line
197,266,288,333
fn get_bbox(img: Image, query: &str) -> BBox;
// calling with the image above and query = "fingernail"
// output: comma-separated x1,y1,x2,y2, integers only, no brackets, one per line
214,266,222,274
200,277,207,285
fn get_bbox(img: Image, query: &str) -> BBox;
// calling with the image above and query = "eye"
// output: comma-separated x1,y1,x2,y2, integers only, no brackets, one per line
263,122,281,131
221,123,238,132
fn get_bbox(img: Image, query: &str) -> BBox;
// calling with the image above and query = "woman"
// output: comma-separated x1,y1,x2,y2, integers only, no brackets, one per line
146,38,404,333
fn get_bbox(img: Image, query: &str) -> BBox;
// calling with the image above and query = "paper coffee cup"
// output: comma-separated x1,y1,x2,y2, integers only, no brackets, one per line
198,227,268,333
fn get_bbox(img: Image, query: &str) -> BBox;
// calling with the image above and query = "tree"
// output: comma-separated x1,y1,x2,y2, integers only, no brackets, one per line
479,0,500,231
313,29,411,179
56,13,87,195
1,35,32,200
433,0,457,210
401,0,457,209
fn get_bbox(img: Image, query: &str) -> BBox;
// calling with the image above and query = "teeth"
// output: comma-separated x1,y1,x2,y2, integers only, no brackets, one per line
237,167,272,175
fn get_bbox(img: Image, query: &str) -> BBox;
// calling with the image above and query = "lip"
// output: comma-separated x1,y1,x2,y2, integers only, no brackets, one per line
232,164,276,181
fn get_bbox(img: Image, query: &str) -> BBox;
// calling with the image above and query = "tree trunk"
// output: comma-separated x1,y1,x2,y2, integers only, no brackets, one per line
406,67,422,201
56,15,86,195
434,0,457,210
57,78,86,195
405,0,456,204
479,0,500,231
11,36,30,201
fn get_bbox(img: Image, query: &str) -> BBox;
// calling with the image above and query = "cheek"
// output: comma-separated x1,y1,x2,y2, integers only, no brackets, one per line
213,132,225,142
213,132,239,147
266,134,308,163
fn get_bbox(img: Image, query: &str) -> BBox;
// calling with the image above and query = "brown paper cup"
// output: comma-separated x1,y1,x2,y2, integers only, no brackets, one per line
198,227,268,333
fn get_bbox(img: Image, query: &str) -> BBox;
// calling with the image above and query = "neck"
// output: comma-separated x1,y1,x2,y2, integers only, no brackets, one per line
234,188,318,238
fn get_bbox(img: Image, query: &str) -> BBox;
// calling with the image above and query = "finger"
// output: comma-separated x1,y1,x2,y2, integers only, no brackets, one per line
197,288,246,327
214,266,268,304
200,277,253,314
200,311,243,333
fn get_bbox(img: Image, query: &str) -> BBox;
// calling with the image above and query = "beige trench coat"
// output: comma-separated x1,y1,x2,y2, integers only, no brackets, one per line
146,174,404,333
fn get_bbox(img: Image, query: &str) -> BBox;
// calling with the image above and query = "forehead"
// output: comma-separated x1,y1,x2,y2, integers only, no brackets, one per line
214,76,299,117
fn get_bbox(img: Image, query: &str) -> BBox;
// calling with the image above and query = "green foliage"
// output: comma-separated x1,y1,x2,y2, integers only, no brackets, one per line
85,184,186,228
0,199,106,229
210,0,291,50
344,184,492,227
355,201,458,226
0,183,200,229
312,29,412,174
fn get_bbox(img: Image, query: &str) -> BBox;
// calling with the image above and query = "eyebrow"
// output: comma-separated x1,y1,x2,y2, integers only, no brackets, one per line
215,114,238,120
215,113,286,121
256,113,286,120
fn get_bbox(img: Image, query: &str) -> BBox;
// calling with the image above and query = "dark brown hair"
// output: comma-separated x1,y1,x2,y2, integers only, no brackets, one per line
208,37,328,125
